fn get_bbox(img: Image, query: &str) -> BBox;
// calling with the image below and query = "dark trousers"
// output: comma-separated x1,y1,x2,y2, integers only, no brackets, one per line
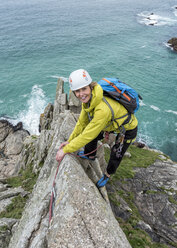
84,127,137,175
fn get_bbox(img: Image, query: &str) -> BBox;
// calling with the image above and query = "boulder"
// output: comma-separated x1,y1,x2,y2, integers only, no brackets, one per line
0,120,29,178
0,120,13,143
4,130,29,156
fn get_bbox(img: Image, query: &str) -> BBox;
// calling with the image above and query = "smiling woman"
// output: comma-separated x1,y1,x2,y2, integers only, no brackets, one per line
56,69,138,188
74,86,92,103
0,0,177,162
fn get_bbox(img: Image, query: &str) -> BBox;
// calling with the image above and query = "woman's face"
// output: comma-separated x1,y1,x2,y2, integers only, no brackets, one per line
74,85,92,103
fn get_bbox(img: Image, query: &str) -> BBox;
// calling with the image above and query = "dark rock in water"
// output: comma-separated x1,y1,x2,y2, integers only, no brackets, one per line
149,22,157,26
167,37,177,52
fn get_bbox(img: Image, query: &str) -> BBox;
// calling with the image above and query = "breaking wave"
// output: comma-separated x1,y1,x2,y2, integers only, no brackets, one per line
172,6,177,17
165,109,177,115
10,85,48,135
137,11,177,26
150,105,160,111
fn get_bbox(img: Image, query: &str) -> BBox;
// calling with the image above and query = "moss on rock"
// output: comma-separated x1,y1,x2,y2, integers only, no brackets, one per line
6,163,39,192
106,144,173,248
0,195,27,219
105,144,160,181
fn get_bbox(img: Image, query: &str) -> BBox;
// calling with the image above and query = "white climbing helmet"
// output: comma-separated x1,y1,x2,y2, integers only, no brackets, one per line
69,69,92,91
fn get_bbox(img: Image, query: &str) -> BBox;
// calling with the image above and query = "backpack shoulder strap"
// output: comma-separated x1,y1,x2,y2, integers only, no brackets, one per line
103,97,130,132
103,97,114,121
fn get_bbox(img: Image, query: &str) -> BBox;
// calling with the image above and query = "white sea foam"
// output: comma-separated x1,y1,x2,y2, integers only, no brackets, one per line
172,6,177,17
21,94,28,98
163,42,173,51
137,11,177,26
17,85,48,135
45,82,57,85
137,131,154,147
165,110,177,115
150,105,160,111
139,100,146,106
50,75,68,82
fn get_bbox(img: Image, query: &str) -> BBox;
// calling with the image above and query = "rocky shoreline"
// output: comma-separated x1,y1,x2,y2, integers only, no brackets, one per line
0,78,177,248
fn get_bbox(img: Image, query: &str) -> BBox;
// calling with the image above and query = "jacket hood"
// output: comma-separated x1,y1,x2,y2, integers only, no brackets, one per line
83,84,103,112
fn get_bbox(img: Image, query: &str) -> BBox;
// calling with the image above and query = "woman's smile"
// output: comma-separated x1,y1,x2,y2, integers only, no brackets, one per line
75,86,92,103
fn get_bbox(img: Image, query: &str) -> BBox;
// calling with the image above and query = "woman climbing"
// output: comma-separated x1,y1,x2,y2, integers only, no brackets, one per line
56,69,138,188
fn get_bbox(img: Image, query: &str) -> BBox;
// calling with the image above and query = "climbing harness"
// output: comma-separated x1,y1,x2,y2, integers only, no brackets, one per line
113,132,125,158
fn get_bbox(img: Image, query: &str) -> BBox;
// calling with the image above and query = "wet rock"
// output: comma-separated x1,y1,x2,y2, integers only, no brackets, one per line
168,37,177,52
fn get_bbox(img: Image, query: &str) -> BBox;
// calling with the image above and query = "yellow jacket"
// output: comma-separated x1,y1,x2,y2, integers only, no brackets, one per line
63,84,138,153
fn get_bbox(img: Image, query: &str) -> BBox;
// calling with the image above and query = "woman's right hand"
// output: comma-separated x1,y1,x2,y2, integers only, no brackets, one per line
58,141,69,150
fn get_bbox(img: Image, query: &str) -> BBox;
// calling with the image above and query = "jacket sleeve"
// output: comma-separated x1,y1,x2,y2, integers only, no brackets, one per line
63,105,111,153
67,107,89,142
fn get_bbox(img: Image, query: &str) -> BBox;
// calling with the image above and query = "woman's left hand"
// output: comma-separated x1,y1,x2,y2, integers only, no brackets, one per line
56,149,65,162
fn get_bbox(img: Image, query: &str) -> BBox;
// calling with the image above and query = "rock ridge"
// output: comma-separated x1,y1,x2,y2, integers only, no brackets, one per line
5,79,131,248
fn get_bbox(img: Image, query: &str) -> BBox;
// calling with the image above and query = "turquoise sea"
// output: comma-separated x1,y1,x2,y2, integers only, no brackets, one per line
0,0,177,161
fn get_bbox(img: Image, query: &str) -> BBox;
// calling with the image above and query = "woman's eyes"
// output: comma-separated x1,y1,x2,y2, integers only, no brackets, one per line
75,88,86,94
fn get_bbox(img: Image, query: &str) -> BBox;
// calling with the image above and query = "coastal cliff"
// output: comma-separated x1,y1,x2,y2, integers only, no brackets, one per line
0,79,177,248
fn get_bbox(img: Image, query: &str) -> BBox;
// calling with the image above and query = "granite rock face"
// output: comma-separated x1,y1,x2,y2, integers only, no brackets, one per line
1,78,177,248
7,79,131,248
0,120,29,178
107,157,177,246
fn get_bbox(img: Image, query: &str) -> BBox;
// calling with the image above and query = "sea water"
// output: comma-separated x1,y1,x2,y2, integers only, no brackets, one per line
0,0,177,161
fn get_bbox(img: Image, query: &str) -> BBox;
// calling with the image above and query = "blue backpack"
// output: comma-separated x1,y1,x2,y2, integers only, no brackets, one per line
98,78,142,114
